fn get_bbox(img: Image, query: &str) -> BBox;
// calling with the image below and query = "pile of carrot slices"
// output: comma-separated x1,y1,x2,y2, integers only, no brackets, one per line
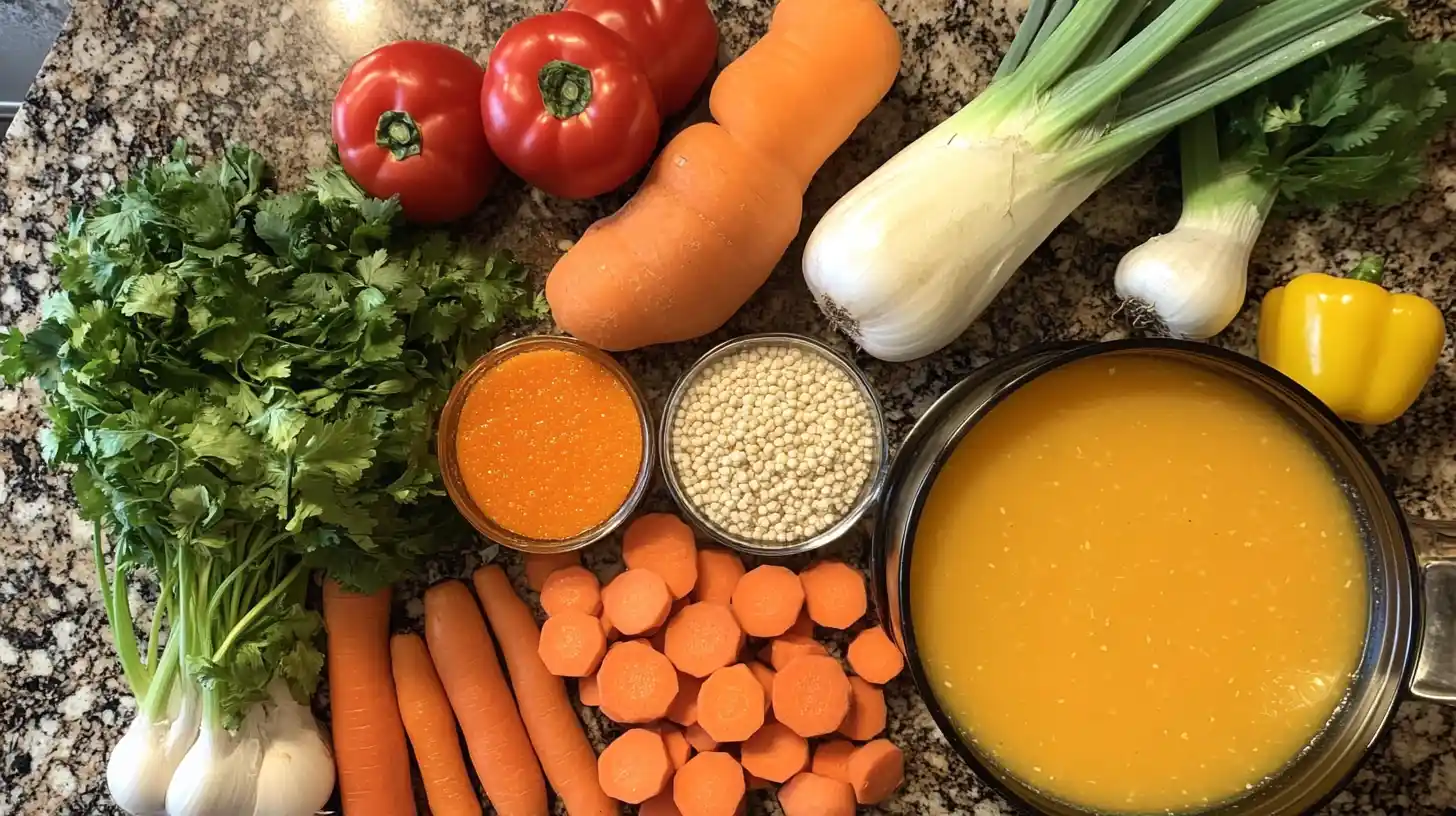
533,512,908,816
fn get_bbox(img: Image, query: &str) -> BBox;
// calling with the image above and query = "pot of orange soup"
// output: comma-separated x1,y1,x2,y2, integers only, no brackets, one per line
873,340,1456,815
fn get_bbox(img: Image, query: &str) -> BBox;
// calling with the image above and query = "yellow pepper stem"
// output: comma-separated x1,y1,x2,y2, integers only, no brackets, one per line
1347,256,1385,284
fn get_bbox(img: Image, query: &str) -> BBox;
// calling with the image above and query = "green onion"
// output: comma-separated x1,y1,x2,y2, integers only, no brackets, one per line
803,0,1387,361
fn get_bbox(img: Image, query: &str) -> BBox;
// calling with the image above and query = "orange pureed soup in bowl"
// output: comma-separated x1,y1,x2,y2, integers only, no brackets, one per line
910,354,1367,813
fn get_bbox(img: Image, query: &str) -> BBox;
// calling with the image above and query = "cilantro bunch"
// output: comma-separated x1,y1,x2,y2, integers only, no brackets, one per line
0,141,540,723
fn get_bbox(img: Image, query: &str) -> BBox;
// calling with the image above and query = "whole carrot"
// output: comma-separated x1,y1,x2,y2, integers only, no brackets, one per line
546,122,802,352
710,0,902,191
323,581,417,816
390,633,482,816
473,565,618,816
425,580,548,816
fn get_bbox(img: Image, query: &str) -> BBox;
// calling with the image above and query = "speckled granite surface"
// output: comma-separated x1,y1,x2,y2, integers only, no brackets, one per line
2,0,1455,814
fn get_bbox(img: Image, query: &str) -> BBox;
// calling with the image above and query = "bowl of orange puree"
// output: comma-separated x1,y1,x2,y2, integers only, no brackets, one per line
438,336,653,553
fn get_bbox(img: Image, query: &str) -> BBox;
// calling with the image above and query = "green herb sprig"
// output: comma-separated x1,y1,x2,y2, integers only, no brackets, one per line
0,141,542,723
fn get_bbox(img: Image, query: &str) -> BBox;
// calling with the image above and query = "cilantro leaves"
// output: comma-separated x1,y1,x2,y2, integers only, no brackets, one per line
2,141,538,589
1221,30,1456,209
0,141,540,720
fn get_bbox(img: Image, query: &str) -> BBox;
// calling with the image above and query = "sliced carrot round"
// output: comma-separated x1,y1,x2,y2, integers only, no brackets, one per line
601,615,620,643
746,661,775,714
665,602,745,678
667,673,703,726
788,608,815,637
838,676,887,740
624,512,700,599
772,654,852,738
798,560,866,629
730,565,805,637
673,751,745,816
696,664,766,743
578,672,601,707
683,722,719,753
778,771,857,816
597,639,680,723
763,634,828,671
525,551,581,592
811,740,855,783
602,568,674,635
540,565,602,617
846,626,904,684
654,722,694,770
847,739,905,805
641,791,684,816
740,721,809,783
695,548,746,605
598,727,672,804
538,610,608,677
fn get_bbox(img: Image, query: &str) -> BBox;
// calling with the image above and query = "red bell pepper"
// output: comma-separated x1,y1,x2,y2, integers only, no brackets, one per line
332,41,500,223
563,0,719,117
482,12,661,200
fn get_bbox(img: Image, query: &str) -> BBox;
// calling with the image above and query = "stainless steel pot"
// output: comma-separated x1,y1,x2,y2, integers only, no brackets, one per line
872,339,1456,815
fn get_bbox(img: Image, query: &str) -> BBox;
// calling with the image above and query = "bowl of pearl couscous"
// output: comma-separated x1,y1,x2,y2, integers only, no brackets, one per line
660,333,889,556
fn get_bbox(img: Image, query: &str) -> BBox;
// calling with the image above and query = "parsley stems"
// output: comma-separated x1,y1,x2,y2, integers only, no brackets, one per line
145,576,172,672
211,560,307,668
110,541,149,699
140,629,183,719
93,521,147,698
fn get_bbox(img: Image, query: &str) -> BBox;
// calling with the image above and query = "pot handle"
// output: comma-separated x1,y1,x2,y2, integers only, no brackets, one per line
1408,517,1456,705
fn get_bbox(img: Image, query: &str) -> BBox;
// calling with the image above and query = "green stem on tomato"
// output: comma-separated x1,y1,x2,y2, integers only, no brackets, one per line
375,111,423,160
538,60,594,119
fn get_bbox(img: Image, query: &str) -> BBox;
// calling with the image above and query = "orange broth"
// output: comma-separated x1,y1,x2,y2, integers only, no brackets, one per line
910,354,1367,813
456,347,643,540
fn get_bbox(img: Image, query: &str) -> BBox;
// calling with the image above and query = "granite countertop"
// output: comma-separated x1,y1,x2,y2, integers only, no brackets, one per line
3,0,1456,814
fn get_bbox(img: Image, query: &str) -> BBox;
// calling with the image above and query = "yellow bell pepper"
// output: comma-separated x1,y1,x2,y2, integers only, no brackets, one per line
1258,257,1446,425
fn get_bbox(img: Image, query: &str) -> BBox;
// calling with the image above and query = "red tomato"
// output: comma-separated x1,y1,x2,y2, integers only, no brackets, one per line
564,0,719,117
333,41,500,223
482,12,661,200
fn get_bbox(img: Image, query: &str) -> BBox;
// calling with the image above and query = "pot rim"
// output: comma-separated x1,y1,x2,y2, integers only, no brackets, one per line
881,338,1418,816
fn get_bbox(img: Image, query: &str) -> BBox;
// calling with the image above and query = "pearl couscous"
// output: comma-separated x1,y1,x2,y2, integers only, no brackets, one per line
668,343,876,544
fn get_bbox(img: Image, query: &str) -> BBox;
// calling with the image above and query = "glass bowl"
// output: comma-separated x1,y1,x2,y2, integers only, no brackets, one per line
437,335,655,554
660,333,890,557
